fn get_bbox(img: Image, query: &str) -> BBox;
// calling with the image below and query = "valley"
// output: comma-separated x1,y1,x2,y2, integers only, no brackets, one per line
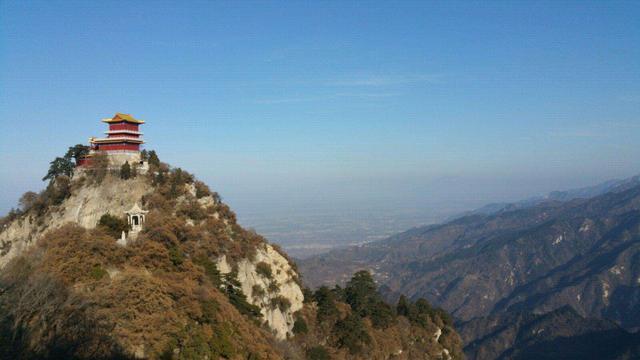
299,178,640,359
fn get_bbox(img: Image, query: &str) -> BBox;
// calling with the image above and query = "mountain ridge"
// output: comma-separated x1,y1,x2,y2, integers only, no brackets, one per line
299,176,640,359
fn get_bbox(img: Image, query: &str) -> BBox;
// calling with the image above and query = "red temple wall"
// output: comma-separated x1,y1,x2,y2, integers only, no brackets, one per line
96,143,140,151
107,133,140,139
109,123,140,132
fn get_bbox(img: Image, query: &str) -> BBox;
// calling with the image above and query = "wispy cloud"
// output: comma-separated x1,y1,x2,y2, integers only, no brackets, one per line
254,92,398,104
253,72,441,104
333,92,397,98
254,96,326,104
547,130,608,139
548,120,640,139
327,74,444,87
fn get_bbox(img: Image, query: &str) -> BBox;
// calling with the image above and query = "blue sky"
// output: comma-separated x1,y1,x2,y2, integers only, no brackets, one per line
1,0,639,217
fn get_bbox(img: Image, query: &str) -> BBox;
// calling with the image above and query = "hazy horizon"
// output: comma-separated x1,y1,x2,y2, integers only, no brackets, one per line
2,1,639,249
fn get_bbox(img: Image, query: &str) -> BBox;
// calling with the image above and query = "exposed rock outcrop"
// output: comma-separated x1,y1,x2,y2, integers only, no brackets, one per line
0,176,151,268
217,244,304,339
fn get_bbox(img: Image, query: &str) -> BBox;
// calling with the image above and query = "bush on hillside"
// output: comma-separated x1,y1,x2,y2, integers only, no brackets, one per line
120,161,131,180
168,246,185,267
194,256,222,288
270,296,292,312
0,269,124,359
332,313,371,354
302,287,314,304
252,284,266,299
18,191,39,212
45,176,72,205
396,295,454,329
0,209,22,232
255,261,273,279
85,152,110,184
396,295,411,317
306,346,330,360
177,200,207,221
200,299,219,325
89,265,108,280
23,176,73,218
97,214,129,239
292,317,308,335
194,180,211,199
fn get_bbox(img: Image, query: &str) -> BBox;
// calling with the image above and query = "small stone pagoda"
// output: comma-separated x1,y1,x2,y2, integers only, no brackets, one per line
125,203,148,233
118,203,149,246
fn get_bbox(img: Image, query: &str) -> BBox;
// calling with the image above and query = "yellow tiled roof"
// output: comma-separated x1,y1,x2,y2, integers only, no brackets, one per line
102,113,145,124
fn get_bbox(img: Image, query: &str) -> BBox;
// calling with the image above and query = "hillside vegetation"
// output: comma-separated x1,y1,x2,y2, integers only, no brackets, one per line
0,149,463,359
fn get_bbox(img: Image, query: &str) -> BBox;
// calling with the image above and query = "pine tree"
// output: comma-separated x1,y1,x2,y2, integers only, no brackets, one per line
43,157,74,182
148,150,160,167
396,295,411,317
64,144,90,165
120,161,131,180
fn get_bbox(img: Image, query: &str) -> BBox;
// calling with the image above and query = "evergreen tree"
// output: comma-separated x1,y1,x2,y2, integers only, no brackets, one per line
43,157,74,182
64,144,90,165
148,150,160,167
306,346,330,360
222,272,262,319
396,295,411,317
344,271,377,316
120,161,131,180
314,286,339,323
343,270,395,328
333,314,371,354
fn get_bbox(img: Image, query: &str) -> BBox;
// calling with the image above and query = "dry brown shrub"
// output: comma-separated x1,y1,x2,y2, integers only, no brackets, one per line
142,192,173,213
89,269,182,357
0,255,124,359
38,224,126,284
177,199,207,221
128,239,173,271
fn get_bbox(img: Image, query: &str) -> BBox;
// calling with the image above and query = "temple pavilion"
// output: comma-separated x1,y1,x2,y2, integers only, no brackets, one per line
78,113,147,168
91,113,145,152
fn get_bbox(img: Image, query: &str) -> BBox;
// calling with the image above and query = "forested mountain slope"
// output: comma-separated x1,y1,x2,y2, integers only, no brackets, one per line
0,150,463,359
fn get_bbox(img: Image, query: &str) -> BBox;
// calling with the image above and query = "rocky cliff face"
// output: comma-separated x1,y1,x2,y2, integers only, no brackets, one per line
0,175,152,269
217,244,304,339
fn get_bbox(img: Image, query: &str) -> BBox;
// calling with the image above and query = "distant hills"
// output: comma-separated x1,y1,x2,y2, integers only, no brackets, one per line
299,175,640,359
451,175,640,219
462,306,640,360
